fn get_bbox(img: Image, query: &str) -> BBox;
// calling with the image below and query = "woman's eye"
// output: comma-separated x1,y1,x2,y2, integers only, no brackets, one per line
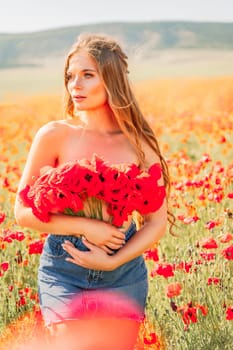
84,73,93,78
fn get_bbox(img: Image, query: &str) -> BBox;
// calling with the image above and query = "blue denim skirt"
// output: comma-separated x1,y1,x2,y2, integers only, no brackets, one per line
38,221,148,326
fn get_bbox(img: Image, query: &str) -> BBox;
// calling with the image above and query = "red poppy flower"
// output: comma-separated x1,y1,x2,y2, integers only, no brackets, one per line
148,162,162,180
205,221,219,230
107,203,129,227
129,174,165,215
196,304,208,316
19,184,51,222
198,194,206,200
124,163,141,178
226,306,233,320
144,332,158,345
19,157,165,227
218,233,233,243
3,177,10,188
151,263,174,278
200,237,218,249
0,211,6,224
183,216,200,224
28,240,44,255
166,282,182,298
207,277,220,285
15,231,25,241
219,135,226,143
17,296,27,307
3,236,13,243
101,169,129,204
8,285,14,292
200,252,216,261
174,261,193,273
221,245,233,260
1,261,9,272
177,302,197,329
144,247,159,262
176,302,207,330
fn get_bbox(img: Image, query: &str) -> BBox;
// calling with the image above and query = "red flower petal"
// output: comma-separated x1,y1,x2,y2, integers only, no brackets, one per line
166,282,182,298
200,237,218,249
221,245,233,260
226,306,233,320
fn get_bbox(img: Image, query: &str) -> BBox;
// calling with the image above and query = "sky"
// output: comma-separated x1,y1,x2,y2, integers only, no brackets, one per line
0,0,232,33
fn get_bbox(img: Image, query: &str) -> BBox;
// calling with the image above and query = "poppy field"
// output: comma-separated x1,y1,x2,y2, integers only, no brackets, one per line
0,77,233,349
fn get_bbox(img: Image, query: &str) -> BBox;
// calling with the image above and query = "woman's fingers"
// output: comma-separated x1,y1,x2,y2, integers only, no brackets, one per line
113,231,125,239
62,241,79,256
62,237,124,256
61,238,117,271
106,242,124,250
100,245,114,254
110,237,125,245
63,240,74,247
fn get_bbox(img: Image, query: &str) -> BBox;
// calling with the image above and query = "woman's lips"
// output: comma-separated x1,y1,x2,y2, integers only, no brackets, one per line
73,96,86,102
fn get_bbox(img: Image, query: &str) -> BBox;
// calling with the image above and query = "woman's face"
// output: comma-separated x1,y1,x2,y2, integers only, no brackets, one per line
66,51,108,112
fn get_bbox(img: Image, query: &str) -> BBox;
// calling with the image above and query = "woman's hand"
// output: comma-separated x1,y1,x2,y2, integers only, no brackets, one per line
79,219,125,252
62,238,118,271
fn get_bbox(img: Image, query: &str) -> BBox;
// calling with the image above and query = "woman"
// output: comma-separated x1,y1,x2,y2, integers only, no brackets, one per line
14,33,169,347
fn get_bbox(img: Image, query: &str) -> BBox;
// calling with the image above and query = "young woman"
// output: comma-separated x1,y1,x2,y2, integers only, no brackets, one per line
14,33,169,346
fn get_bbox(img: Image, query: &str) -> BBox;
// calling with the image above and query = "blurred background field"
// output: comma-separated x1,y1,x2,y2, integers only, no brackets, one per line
0,20,233,100
1,49,233,100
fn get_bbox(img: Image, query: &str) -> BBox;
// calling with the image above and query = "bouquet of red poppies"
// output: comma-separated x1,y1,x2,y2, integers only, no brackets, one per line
19,155,166,227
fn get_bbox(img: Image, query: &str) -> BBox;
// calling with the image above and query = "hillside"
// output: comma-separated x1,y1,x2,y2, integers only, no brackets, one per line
0,21,233,68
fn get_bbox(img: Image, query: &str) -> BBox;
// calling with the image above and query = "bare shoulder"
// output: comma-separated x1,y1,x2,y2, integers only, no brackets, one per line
26,119,72,164
36,119,69,139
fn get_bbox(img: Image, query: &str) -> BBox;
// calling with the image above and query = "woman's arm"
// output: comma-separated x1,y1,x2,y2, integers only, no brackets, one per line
112,144,168,265
14,122,125,251
112,199,167,267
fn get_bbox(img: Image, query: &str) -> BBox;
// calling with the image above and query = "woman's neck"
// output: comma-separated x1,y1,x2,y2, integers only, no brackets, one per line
74,105,122,135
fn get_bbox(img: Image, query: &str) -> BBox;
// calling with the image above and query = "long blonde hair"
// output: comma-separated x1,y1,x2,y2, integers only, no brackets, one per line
63,33,175,233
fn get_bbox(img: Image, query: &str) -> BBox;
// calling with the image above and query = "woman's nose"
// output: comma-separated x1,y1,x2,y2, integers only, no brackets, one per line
72,76,82,89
